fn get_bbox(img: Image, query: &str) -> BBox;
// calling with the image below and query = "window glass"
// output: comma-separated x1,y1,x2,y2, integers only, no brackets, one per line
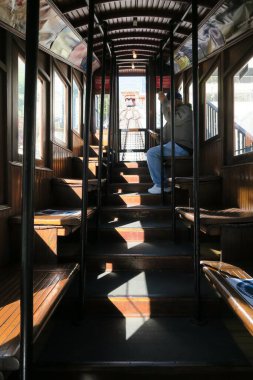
83,82,86,126
72,78,81,134
178,80,184,99
234,57,253,155
205,67,219,140
36,78,44,160
18,55,25,155
18,56,44,159
188,82,193,106
95,94,110,130
156,93,166,129
53,70,68,144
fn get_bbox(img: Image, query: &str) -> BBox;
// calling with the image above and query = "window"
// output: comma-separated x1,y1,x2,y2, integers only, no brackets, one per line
17,56,46,161
72,77,81,134
178,80,184,99
188,81,193,106
18,55,25,155
53,69,68,145
156,93,166,129
94,94,110,130
0,67,6,204
205,67,219,140
233,57,253,156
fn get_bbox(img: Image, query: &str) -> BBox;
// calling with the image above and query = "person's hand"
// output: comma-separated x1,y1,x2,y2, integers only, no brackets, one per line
158,91,166,103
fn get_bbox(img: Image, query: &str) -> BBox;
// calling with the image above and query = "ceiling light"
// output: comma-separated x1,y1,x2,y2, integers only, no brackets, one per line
133,17,138,27
132,63,135,69
132,50,137,59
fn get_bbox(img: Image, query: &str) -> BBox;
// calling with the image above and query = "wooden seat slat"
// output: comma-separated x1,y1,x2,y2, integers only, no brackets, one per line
0,272,52,353
2,273,63,357
176,207,253,235
12,208,95,227
0,264,79,370
202,260,253,336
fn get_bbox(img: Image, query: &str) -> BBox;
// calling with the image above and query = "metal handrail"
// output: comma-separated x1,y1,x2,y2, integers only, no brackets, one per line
192,0,201,321
97,22,108,231
20,1,40,379
80,0,95,310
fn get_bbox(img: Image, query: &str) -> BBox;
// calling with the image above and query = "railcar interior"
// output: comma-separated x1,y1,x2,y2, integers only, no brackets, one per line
1,0,253,379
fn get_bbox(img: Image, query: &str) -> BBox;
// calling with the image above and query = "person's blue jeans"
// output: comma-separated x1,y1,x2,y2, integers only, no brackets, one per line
146,142,189,187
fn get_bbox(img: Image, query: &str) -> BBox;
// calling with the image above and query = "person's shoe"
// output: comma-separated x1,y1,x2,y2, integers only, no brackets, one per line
148,185,171,194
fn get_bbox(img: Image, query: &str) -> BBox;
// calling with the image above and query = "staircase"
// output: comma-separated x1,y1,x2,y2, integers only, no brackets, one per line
33,161,253,379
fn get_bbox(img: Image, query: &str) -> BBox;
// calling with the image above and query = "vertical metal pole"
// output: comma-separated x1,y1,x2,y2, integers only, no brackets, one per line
111,59,116,160
107,55,114,182
159,42,165,203
20,1,40,379
192,0,201,319
80,0,95,308
154,58,157,133
97,23,107,229
146,63,150,151
169,21,176,241
115,65,119,162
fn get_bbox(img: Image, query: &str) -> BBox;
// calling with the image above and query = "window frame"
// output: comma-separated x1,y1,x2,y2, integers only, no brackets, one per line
13,49,48,166
226,50,253,164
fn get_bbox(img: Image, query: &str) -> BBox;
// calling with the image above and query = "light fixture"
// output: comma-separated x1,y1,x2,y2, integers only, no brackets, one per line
133,17,138,27
132,63,135,69
132,50,137,59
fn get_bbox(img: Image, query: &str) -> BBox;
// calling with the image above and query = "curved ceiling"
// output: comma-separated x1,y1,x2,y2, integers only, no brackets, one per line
53,0,220,73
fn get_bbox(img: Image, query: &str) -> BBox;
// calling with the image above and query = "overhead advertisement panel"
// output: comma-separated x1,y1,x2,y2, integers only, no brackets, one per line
174,0,253,73
0,0,100,73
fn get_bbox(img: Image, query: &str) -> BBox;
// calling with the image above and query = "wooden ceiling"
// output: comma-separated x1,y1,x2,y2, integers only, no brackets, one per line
52,0,220,73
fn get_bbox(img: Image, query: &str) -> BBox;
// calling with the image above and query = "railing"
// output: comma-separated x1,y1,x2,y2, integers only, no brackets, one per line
234,121,253,155
119,128,148,161
205,101,218,140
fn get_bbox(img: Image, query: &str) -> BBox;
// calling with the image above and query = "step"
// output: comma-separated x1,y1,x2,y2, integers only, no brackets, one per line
109,183,153,193
114,161,148,168
100,205,172,222
84,270,222,317
105,193,170,206
111,167,150,175
86,241,193,271
32,367,253,380
111,174,152,183
91,219,188,242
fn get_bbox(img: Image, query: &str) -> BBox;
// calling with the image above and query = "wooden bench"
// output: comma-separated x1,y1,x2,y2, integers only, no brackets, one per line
89,145,107,157
0,263,79,371
170,176,222,208
201,260,253,336
176,207,253,262
72,157,107,179
164,156,193,177
51,178,106,208
11,208,95,263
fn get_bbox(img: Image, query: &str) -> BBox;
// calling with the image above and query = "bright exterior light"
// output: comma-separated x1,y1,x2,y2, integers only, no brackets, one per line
132,63,135,69
132,50,137,59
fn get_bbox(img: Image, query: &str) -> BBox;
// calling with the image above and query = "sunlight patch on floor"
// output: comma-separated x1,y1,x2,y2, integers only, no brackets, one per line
108,271,150,340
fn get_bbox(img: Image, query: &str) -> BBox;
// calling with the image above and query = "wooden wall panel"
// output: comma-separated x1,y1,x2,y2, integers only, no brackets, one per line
51,142,72,178
223,163,253,210
9,162,54,213
0,206,11,266
72,132,83,157
0,163,54,266
200,138,223,176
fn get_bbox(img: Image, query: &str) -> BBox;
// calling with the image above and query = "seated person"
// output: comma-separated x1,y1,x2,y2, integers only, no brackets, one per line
147,90,193,194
